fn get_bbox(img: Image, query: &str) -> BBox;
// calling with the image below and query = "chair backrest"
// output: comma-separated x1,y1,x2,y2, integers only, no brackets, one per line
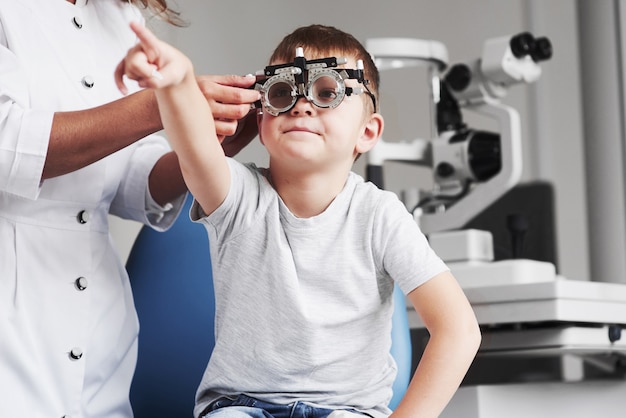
126,195,412,417
389,283,412,410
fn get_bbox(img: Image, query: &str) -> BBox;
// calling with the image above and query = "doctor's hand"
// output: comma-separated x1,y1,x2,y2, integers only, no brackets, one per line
197,74,260,156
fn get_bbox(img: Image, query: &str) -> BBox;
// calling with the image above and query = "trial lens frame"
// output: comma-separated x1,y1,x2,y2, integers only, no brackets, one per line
253,47,377,116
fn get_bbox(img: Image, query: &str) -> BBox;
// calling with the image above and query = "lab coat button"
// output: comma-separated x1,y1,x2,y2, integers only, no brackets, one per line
72,16,83,29
69,347,83,360
81,76,94,89
77,210,89,224
75,277,88,291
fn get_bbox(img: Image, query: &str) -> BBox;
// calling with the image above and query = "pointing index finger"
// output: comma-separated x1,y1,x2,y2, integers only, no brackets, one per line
129,21,161,65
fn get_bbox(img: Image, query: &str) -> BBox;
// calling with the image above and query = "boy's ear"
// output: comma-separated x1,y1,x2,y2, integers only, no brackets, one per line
355,113,384,154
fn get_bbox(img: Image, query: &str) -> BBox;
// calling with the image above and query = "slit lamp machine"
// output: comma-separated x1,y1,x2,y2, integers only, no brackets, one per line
365,33,626,417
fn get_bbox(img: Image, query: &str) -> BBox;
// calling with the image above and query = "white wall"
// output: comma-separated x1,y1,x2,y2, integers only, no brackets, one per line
111,0,591,282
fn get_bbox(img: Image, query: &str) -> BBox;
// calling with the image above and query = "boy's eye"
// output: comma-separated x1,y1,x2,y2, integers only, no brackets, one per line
267,81,295,108
316,88,338,101
269,85,292,99
311,76,340,103
273,88,292,98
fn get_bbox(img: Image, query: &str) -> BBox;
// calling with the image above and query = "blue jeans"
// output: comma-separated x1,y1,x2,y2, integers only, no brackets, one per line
201,394,367,418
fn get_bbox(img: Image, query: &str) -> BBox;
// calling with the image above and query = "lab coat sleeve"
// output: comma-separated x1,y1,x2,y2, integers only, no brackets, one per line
109,134,185,232
0,24,53,199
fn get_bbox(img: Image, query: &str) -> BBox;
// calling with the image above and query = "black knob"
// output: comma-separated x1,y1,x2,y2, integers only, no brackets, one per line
436,162,455,178
445,64,472,92
507,213,529,259
609,325,622,343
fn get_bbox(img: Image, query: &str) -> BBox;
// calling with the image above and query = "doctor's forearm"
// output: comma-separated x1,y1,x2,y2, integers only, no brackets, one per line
43,89,162,179
148,151,187,207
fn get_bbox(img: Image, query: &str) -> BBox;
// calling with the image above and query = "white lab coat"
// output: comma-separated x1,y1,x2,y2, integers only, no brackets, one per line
0,1,181,417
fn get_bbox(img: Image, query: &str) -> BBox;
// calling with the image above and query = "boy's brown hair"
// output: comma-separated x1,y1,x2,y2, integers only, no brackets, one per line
269,24,380,114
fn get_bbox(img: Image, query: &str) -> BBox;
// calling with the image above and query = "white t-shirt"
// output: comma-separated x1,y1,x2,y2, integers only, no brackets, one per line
192,159,448,418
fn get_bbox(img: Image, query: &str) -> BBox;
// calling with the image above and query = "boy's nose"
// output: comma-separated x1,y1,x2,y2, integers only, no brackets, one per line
290,96,315,115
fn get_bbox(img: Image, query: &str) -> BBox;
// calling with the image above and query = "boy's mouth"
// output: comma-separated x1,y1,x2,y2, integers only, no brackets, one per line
285,125,319,135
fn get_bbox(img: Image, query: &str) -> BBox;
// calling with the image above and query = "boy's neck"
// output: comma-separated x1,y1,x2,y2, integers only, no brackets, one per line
268,165,350,218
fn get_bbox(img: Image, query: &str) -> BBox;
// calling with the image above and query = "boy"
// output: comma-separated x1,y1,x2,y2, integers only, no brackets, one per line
116,23,481,418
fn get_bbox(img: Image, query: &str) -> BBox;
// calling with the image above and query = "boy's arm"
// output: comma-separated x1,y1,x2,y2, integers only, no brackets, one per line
155,75,230,215
115,22,229,215
392,271,481,418
148,75,259,207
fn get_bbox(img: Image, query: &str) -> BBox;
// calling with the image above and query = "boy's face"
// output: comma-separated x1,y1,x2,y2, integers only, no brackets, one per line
257,53,383,172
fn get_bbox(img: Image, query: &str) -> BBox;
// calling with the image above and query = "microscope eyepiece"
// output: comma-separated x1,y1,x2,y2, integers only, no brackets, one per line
510,32,553,63
509,32,536,58
530,37,553,62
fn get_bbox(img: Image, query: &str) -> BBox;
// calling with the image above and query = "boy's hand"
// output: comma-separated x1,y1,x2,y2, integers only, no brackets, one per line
115,21,191,95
